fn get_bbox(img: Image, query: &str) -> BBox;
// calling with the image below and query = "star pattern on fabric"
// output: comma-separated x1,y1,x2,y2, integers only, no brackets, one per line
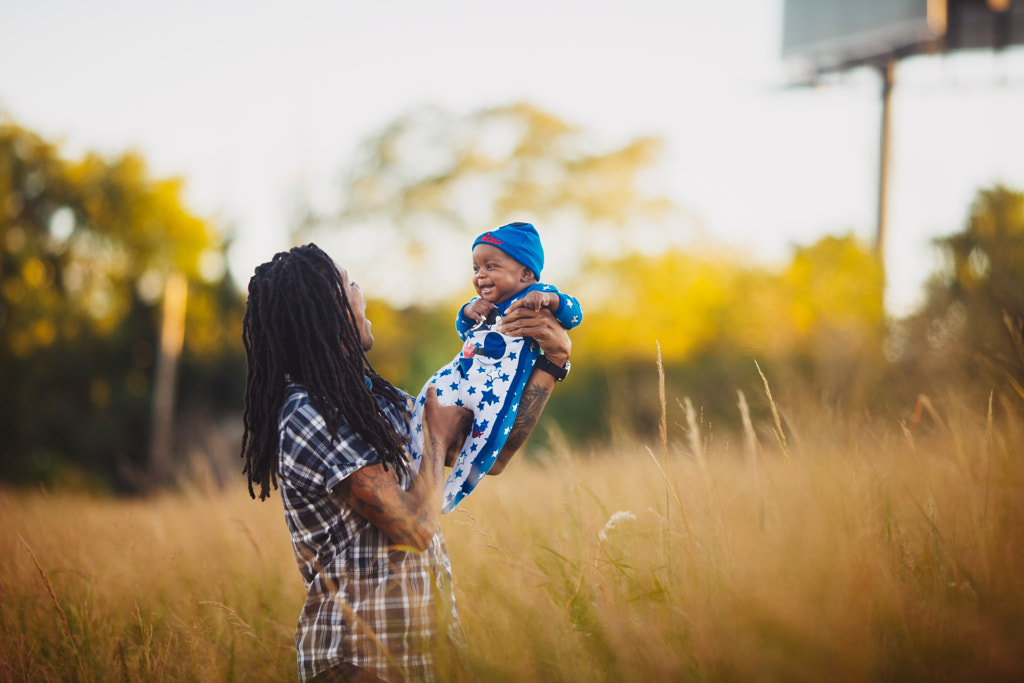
407,312,552,514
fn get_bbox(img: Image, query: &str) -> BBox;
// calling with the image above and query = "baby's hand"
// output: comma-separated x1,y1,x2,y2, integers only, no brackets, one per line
464,298,494,322
514,290,555,312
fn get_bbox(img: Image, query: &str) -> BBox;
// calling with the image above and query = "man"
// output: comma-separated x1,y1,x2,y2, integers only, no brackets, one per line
240,244,571,682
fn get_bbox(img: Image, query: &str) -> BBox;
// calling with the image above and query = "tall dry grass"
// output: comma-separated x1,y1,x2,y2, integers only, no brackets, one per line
3,379,1023,682
1,486,303,681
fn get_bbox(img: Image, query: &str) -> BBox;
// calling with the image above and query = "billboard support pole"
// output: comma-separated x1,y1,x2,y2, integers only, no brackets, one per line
876,58,895,262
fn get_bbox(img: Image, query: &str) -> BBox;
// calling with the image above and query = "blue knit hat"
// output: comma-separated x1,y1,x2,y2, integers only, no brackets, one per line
472,222,544,280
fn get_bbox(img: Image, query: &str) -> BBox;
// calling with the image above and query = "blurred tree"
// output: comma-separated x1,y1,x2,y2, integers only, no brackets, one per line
361,298,455,397
939,185,1024,340
894,185,1024,401
566,235,883,368
288,102,894,445
289,100,685,447
0,121,243,490
294,102,676,307
570,249,740,364
535,235,886,442
334,102,669,229
780,233,886,403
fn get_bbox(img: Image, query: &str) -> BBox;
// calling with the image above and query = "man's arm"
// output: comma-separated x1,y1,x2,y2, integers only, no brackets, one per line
336,389,471,551
488,378,553,475
487,306,572,475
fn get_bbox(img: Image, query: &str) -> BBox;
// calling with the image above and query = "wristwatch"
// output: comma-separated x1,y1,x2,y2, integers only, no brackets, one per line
536,355,571,382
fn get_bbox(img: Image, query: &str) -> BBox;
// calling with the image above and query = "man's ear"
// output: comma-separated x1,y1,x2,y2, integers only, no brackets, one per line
520,267,535,283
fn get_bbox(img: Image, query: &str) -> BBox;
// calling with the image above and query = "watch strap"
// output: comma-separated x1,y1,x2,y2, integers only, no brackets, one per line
536,355,569,381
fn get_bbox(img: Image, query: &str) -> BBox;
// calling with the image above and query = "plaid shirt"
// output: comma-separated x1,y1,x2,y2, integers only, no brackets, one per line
277,383,464,682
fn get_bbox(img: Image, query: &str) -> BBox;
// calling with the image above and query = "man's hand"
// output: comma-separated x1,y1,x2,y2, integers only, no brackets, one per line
512,290,555,312
422,386,472,467
496,306,571,366
338,387,470,551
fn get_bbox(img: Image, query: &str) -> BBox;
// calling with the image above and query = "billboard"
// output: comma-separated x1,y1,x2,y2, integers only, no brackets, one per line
783,0,1024,75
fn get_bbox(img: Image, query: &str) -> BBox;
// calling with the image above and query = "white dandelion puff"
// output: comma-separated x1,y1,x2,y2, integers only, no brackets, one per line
598,510,636,543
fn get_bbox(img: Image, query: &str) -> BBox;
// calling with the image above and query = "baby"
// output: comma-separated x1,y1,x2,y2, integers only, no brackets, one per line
408,222,582,512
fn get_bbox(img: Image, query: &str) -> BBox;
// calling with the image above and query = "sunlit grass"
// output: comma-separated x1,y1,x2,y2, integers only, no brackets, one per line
448,386,1024,682
1,486,302,681
3,383,1023,682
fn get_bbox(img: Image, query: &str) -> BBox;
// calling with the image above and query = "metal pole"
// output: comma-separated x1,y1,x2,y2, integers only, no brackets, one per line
876,59,895,261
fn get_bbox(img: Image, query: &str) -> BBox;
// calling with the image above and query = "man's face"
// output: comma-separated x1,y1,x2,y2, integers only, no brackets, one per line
337,264,373,351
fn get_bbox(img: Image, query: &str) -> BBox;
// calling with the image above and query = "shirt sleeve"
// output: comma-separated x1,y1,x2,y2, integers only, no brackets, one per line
544,286,585,331
279,399,382,495
509,284,583,330
551,290,583,330
455,299,477,341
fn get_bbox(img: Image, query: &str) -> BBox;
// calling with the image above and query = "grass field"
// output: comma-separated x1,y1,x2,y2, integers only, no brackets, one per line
3,382,1023,682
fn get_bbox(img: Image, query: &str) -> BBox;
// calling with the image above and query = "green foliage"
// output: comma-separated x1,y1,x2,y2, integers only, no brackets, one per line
362,234,888,448
943,185,1024,319
563,235,885,439
0,121,244,489
363,299,456,398
892,185,1024,404
334,101,669,233
781,234,887,402
294,102,674,307
571,250,739,363
7,99,1019,495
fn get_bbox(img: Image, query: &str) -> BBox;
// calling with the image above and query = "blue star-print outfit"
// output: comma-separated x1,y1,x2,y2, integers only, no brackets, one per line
408,283,583,513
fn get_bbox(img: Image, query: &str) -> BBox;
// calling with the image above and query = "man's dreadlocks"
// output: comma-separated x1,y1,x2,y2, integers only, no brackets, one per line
240,243,410,501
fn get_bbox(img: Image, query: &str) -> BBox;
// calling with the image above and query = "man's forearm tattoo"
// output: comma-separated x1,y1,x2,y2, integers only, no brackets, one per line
350,465,398,523
507,382,552,452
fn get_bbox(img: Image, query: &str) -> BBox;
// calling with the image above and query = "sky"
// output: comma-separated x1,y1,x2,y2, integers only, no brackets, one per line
2,0,1023,315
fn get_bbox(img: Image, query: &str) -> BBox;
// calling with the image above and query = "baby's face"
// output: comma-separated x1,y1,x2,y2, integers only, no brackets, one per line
471,243,529,304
